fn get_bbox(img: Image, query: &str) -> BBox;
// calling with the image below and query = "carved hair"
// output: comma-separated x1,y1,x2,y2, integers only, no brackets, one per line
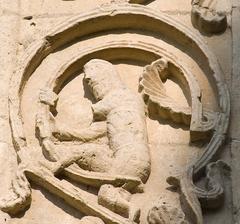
83,59,125,100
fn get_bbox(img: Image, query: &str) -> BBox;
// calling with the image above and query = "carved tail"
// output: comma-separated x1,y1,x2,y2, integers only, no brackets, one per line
167,160,230,224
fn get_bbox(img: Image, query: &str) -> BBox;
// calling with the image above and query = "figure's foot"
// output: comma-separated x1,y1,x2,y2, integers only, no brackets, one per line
79,216,105,224
129,206,140,223
42,139,60,162
98,184,140,223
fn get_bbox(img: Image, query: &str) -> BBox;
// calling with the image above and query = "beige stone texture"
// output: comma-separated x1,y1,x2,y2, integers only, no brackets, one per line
0,0,236,224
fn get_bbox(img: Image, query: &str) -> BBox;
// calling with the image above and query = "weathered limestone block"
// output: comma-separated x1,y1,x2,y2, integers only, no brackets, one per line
147,198,188,224
0,1,235,224
191,0,228,34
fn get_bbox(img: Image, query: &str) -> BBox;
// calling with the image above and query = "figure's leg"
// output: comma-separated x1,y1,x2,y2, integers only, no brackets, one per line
42,138,60,162
98,184,140,223
43,141,143,222
63,163,142,190
42,140,143,191
79,216,105,224
26,169,135,224
110,143,151,184
51,142,113,173
53,121,107,142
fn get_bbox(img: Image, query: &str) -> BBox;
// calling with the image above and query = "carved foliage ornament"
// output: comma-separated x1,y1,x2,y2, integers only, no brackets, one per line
0,3,230,224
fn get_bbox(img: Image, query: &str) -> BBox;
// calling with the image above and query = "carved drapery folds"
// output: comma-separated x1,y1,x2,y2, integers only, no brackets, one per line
0,3,230,224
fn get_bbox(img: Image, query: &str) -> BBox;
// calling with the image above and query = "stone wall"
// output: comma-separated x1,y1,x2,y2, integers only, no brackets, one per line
0,1,237,223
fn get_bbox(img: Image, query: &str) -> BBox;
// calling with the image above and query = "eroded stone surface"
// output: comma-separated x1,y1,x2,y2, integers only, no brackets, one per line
191,0,228,34
0,1,235,224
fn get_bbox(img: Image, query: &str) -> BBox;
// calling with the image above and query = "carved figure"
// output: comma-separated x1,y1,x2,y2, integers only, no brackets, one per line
39,59,150,184
1,3,230,223
0,59,151,223
39,59,151,221
83,59,151,183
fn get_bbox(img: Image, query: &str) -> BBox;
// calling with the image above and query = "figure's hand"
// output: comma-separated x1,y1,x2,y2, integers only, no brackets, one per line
39,88,58,106
92,104,107,121
36,112,52,139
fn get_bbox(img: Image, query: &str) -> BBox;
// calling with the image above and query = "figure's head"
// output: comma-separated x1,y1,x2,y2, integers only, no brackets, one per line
83,59,123,100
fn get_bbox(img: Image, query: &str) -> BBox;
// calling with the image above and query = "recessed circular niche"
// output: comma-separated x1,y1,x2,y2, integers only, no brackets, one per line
7,4,229,224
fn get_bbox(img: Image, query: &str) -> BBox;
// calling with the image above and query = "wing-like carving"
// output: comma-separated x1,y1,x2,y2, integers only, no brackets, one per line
140,58,229,224
139,58,191,125
139,58,217,142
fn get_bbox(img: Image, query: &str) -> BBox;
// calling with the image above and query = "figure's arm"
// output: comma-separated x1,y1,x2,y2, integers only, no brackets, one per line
36,112,60,162
92,97,112,121
53,121,107,142
38,88,107,142
56,97,112,141
37,88,59,139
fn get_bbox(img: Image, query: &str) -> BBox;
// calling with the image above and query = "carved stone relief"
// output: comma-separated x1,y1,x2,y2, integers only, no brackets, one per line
147,198,188,224
191,0,228,34
0,2,232,224
128,0,229,34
